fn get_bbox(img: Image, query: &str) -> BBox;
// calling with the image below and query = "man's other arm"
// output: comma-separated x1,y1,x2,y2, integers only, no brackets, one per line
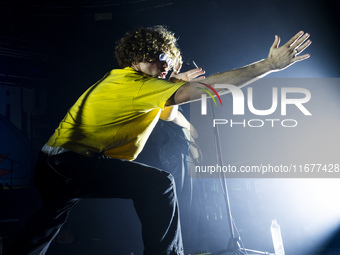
167,31,311,106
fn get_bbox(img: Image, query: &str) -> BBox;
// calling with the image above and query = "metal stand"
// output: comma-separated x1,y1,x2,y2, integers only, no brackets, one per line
209,100,271,255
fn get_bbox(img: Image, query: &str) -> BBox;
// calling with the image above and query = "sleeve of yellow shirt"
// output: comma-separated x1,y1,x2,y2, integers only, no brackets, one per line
133,76,186,111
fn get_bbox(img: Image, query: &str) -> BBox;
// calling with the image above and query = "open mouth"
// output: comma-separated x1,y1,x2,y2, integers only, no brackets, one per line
160,72,167,78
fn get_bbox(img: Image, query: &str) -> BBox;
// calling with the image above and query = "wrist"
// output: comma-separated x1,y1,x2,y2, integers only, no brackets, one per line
261,58,276,73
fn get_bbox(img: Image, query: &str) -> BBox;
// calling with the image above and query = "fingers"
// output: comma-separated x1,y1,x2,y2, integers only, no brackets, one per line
285,31,304,47
284,31,311,63
191,76,206,82
294,53,311,62
173,62,182,73
170,67,205,82
176,62,182,73
186,68,204,76
295,39,312,55
185,67,206,80
292,33,310,50
271,35,281,49
292,34,311,63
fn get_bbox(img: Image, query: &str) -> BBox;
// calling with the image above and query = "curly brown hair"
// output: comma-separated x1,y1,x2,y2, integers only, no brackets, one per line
115,25,182,70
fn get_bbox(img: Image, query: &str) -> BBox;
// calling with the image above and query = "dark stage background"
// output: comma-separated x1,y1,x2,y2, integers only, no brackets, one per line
0,0,339,254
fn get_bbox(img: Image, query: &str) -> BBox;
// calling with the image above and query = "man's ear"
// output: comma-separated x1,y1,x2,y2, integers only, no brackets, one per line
131,62,140,72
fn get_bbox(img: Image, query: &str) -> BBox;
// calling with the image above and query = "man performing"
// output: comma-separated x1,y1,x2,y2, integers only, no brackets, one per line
5,25,311,255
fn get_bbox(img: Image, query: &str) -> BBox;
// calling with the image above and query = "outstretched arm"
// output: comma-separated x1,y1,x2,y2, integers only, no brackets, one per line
167,31,311,106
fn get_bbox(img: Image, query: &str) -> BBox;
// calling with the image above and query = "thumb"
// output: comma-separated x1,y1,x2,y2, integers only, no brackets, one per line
271,35,280,49
174,62,182,73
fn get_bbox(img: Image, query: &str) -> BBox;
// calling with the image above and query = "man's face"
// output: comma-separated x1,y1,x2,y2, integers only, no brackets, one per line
139,61,169,79
135,52,173,79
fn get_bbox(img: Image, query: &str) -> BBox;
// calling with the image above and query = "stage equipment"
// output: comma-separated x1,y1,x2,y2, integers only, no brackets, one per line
193,60,278,255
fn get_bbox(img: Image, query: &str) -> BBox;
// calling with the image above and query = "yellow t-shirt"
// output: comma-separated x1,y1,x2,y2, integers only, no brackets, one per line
46,67,185,160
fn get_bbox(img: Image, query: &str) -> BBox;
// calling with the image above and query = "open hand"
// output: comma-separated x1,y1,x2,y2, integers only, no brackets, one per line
268,31,311,71
170,63,206,82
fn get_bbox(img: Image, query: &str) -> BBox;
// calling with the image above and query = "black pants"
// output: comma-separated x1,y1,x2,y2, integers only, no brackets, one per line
5,151,183,255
